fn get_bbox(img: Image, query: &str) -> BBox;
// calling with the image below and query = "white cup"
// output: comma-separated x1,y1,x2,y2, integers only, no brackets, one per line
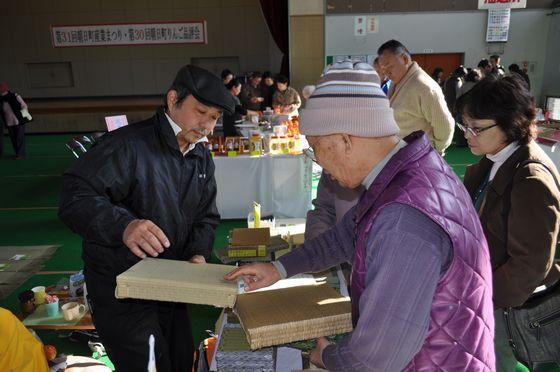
31,286,46,305
61,302,86,321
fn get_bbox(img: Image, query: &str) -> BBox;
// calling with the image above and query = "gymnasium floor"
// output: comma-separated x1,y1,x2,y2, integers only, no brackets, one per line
4,134,537,371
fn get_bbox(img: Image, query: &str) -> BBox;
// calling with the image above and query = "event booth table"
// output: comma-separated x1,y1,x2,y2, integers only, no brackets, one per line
536,124,560,168
213,154,313,219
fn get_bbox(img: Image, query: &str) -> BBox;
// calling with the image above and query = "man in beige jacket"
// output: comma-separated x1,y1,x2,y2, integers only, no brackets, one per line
378,40,454,154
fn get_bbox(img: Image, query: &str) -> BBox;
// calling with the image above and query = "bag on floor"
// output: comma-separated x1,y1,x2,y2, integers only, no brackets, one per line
501,159,560,369
503,282,560,369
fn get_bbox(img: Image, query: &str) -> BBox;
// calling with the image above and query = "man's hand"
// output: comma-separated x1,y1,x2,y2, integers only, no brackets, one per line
189,255,206,264
224,263,280,291
310,337,330,368
123,219,170,259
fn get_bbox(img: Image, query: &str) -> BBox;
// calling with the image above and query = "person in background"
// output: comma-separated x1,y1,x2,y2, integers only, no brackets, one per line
272,75,301,115
260,71,276,109
222,78,259,137
442,65,467,116
431,67,445,87
490,54,506,76
306,175,363,243
0,110,4,155
377,40,454,154
373,57,391,95
454,68,482,148
221,69,234,85
459,68,481,97
0,82,30,160
239,71,264,111
508,63,530,90
226,60,495,372
459,75,560,371
478,59,495,78
58,65,234,372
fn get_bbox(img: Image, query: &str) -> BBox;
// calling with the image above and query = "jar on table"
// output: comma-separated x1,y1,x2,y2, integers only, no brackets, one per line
18,290,35,315
249,130,263,155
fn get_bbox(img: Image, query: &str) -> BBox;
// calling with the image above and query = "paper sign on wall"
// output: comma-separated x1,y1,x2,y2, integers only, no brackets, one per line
367,16,379,33
51,21,206,47
478,0,526,9
486,8,511,42
354,16,366,36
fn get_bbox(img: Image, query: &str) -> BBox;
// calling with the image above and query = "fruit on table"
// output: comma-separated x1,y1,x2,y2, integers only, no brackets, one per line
44,344,57,361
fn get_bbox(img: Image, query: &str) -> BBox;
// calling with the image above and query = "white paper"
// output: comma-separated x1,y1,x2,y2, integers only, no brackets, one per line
367,16,379,33
336,267,350,298
9,254,27,261
52,22,206,47
249,274,317,294
276,347,303,371
486,8,511,42
478,0,526,9
209,312,228,371
354,16,366,36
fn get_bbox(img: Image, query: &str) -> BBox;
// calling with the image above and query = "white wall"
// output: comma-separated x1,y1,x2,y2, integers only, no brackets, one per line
325,9,551,102
542,12,560,101
0,0,282,99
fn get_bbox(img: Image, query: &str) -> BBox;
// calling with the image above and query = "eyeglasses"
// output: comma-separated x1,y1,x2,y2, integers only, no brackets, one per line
456,122,499,137
303,147,317,163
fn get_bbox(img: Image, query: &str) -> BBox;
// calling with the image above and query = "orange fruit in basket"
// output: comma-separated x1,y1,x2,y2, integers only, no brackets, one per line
44,344,57,361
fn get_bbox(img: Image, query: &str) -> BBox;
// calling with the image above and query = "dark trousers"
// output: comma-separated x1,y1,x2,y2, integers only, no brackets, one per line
0,124,25,157
85,266,194,372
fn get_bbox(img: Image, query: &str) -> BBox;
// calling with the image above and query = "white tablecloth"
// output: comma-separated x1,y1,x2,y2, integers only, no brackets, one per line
538,141,560,169
213,154,313,219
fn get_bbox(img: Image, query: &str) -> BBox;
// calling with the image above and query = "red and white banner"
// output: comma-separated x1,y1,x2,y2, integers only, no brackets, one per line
478,0,527,9
51,21,206,48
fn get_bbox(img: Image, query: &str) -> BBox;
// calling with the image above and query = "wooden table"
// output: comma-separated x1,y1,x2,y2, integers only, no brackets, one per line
17,298,95,330
18,311,95,330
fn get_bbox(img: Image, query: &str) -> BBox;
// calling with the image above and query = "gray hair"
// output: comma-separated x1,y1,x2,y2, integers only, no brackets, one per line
302,85,316,100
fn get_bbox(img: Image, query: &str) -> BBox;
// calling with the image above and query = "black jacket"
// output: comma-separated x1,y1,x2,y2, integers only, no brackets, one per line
59,108,220,275
0,91,27,125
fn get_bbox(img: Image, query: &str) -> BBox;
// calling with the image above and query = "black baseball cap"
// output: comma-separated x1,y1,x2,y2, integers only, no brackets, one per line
171,65,236,114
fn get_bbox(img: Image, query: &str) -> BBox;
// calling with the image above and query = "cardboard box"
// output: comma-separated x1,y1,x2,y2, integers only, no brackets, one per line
230,228,271,246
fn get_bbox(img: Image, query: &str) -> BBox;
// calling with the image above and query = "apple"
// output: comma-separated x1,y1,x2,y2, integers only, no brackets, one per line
44,344,57,361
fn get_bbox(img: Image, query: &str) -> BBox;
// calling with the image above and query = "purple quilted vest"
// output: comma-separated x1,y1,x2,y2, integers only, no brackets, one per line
351,132,495,371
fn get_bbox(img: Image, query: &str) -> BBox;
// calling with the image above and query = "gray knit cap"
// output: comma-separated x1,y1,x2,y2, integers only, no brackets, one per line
299,60,399,137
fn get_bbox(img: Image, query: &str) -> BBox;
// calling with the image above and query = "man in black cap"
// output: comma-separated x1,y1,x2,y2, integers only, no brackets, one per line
58,65,235,372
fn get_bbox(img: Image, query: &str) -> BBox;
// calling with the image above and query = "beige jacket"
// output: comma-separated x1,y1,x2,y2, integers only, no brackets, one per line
388,62,455,153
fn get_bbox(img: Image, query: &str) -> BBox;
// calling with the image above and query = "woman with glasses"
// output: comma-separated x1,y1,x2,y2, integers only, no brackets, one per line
459,75,560,370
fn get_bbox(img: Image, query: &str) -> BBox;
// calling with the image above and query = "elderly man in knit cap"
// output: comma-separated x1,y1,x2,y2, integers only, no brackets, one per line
226,61,495,371
59,65,235,372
